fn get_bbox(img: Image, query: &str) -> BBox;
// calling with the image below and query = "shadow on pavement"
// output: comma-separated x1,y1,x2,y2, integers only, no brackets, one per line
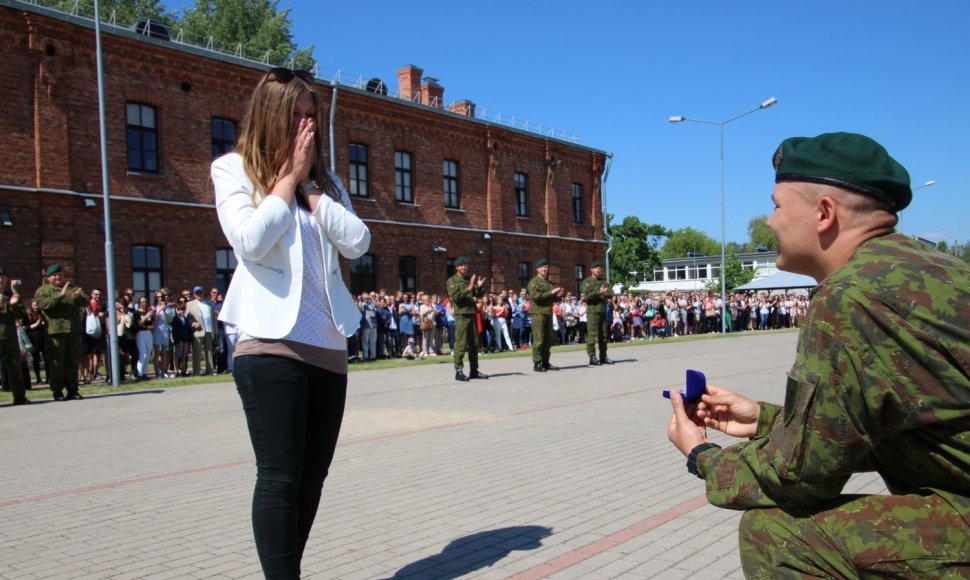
477,372,526,379
91,389,166,399
382,525,552,579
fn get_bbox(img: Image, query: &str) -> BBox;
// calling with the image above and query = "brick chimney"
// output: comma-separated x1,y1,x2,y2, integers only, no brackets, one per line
397,64,423,101
448,99,476,117
421,76,444,109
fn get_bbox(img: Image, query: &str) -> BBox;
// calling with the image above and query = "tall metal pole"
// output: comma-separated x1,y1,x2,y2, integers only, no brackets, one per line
94,0,120,386
719,125,726,333
669,97,778,333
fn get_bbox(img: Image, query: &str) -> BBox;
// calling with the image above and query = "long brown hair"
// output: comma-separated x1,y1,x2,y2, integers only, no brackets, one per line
235,70,338,205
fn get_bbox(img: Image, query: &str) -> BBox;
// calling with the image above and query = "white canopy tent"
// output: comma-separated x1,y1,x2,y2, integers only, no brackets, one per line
735,271,817,292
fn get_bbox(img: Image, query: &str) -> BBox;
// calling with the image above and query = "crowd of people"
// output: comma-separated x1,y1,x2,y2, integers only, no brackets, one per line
1,274,809,398
1,279,228,401
346,287,808,362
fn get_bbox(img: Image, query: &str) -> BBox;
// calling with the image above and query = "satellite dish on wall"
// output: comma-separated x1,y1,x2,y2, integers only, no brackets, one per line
134,19,171,41
365,78,387,95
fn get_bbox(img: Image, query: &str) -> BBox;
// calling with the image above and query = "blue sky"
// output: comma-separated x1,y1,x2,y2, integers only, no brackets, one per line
168,1,968,245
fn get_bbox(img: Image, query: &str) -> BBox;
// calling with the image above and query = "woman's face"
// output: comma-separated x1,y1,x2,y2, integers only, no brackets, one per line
292,91,315,129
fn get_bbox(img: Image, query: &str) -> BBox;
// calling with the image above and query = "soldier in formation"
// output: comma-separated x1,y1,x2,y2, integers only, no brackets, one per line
34,264,89,401
527,258,564,372
581,259,613,367
446,256,488,382
0,266,30,405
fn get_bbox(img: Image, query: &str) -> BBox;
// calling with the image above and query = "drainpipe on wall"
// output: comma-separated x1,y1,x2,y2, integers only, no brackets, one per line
329,86,338,174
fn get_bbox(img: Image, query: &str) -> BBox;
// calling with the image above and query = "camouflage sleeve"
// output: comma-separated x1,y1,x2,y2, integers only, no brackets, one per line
581,278,602,305
529,278,555,306
34,285,62,311
448,278,471,304
699,276,970,508
696,292,877,509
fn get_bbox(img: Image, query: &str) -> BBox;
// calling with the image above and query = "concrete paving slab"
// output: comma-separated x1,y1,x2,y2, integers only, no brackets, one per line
0,331,887,578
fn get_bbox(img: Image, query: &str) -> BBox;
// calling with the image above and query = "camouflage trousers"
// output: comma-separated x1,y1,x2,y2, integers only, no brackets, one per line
46,332,81,397
586,311,607,359
531,313,553,364
452,315,478,371
740,493,970,579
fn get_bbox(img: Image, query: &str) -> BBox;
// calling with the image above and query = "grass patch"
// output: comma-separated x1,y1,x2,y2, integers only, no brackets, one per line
1,328,796,403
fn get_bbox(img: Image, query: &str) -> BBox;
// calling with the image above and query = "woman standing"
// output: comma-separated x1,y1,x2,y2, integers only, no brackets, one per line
152,295,173,378
133,295,154,380
25,300,46,385
418,294,436,358
211,67,370,578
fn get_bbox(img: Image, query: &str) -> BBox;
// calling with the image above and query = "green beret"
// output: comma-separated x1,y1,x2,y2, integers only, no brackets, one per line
773,132,912,211
535,258,548,267
591,260,602,268
454,256,468,266
45,264,62,276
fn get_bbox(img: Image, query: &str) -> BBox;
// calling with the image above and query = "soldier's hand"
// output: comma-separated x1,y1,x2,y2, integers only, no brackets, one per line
695,385,760,439
667,390,707,456
476,277,487,287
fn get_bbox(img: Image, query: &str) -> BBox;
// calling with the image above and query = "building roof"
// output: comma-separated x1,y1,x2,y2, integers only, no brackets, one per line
734,270,817,291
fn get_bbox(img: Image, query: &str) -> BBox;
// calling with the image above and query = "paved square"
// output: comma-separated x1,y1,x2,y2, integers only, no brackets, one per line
0,332,886,578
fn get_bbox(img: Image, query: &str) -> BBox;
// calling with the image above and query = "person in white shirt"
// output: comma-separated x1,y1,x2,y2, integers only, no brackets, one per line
211,67,370,578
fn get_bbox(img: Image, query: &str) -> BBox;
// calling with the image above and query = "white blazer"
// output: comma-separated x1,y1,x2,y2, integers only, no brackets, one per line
212,153,370,339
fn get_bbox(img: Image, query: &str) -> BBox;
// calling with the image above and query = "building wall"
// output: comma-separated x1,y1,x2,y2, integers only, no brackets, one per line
0,3,607,300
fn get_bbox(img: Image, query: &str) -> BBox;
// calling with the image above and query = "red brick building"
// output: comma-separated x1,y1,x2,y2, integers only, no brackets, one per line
0,1,610,301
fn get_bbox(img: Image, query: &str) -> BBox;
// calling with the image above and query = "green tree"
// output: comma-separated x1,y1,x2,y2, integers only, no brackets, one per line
605,214,669,289
45,0,176,26
748,215,777,251
707,250,756,295
179,0,314,69
937,240,970,263
659,227,719,260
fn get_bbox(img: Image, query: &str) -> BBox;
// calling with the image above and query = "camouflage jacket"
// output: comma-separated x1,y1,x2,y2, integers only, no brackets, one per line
581,276,609,314
527,275,556,315
698,234,970,510
0,295,26,341
446,274,484,315
34,283,89,335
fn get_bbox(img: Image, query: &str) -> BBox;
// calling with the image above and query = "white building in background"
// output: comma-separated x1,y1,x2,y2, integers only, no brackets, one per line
629,250,779,293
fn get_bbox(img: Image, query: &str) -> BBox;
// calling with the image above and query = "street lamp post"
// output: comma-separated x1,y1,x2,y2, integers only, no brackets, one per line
900,179,936,235
669,97,778,333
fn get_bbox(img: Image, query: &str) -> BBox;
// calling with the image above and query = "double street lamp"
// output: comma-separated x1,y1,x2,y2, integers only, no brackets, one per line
669,97,778,333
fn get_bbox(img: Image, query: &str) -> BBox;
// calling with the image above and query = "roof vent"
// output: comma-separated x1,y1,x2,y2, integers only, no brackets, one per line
134,19,171,41
365,78,387,95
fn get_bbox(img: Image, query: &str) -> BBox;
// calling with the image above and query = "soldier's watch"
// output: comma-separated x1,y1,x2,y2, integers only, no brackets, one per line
686,442,720,479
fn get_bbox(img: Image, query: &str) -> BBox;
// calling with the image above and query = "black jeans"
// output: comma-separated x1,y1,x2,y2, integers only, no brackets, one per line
234,355,347,579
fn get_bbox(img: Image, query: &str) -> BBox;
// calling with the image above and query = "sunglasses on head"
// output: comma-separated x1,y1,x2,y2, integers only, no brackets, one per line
267,67,313,85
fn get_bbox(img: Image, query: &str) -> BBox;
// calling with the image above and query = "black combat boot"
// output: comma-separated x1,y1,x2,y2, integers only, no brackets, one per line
455,370,470,382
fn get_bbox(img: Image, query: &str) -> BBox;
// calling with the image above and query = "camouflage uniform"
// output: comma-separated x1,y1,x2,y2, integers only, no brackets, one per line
0,293,28,403
35,283,88,399
581,275,609,362
527,274,557,366
695,234,970,577
446,273,485,372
